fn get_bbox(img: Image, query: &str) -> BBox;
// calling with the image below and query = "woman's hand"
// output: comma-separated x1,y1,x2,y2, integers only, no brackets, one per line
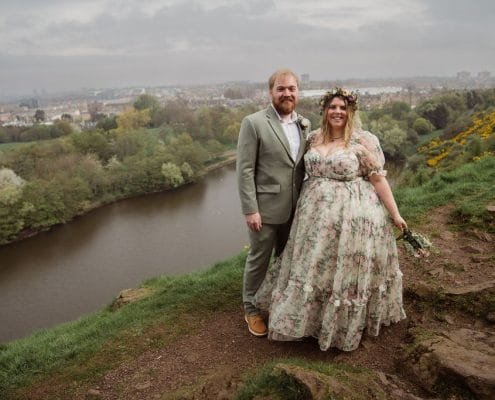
392,214,407,231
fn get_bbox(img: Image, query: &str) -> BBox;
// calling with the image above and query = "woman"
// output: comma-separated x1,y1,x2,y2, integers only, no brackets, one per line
254,88,407,351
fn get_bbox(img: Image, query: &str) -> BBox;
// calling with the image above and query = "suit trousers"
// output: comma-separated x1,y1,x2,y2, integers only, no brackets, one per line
243,219,292,315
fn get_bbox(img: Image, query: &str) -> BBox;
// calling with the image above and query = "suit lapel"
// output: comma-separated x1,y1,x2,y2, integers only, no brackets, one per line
265,106,293,162
295,118,306,164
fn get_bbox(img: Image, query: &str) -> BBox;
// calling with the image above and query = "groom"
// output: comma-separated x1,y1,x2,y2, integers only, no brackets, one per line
236,68,309,336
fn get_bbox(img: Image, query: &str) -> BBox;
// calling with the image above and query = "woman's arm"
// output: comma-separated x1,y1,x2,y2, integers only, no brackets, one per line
369,174,407,230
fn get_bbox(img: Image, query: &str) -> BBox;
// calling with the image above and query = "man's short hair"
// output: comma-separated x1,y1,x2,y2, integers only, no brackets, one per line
268,69,300,90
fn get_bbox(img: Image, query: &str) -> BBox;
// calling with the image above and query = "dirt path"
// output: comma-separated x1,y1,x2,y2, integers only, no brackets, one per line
74,308,414,399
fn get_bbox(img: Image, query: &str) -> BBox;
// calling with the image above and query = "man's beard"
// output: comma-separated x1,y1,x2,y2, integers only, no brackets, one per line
274,97,296,115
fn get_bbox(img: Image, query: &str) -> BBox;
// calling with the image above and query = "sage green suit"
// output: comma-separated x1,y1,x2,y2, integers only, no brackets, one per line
236,105,308,314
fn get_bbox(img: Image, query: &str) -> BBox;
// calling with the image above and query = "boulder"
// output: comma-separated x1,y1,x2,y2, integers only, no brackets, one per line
407,328,495,399
111,287,150,310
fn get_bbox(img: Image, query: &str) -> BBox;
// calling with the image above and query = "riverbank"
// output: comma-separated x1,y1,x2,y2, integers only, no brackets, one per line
205,149,236,172
1,150,237,247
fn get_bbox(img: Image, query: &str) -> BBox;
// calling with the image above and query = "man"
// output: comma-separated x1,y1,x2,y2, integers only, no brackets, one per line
236,69,309,336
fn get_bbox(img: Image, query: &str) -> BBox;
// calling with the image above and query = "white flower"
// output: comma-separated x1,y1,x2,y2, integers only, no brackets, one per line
297,116,310,130
303,283,313,293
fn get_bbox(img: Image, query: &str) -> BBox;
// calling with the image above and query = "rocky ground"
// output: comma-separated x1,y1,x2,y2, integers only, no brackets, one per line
23,206,495,400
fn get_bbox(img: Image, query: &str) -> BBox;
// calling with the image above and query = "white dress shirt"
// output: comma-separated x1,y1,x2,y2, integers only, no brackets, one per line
271,104,301,161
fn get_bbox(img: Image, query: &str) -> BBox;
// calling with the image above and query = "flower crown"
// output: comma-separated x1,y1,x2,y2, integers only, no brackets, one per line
319,87,359,114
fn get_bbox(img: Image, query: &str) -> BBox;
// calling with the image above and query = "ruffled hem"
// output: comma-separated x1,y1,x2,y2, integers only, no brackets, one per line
265,272,406,352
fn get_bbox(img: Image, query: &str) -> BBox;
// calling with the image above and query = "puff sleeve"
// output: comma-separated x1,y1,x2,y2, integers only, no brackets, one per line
304,129,320,152
354,131,387,178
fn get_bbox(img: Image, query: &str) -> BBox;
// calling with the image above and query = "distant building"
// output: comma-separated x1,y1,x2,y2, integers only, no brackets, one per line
477,71,491,80
301,73,310,84
456,71,471,80
19,98,39,109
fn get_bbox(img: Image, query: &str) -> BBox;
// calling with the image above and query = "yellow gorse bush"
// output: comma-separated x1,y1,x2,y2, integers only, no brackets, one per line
420,111,495,167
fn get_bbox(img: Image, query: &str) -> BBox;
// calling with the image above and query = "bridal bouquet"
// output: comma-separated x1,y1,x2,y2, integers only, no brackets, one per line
397,229,432,258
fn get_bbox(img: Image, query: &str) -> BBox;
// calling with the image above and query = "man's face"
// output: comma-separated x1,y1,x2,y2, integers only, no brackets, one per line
270,74,299,116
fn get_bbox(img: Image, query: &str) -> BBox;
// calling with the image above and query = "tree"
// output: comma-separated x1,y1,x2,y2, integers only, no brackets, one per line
158,99,193,126
369,117,408,160
180,162,194,181
224,87,243,99
0,168,32,244
115,108,151,133
0,127,9,143
112,130,147,159
206,139,224,157
383,101,411,120
34,109,46,122
438,93,466,113
412,117,434,135
96,116,118,131
378,126,408,160
61,113,73,122
223,122,240,146
54,120,73,136
161,162,184,187
465,90,484,109
134,94,161,128
0,168,25,204
133,94,160,112
417,101,450,129
71,130,111,161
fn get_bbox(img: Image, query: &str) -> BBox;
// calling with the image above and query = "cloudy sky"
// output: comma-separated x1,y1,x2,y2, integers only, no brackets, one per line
0,0,494,95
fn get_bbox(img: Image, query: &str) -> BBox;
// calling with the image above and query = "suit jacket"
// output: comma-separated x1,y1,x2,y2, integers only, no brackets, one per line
236,105,308,224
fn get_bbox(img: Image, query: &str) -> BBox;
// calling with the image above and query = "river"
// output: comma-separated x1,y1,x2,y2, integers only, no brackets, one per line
0,164,247,343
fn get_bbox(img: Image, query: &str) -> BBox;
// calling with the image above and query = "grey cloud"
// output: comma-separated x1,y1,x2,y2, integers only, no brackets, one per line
26,1,321,55
0,0,494,95
417,0,495,22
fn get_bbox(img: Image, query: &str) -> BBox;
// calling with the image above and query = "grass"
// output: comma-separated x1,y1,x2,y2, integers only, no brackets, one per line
0,142,32,151
0,252,246,399
395,155,495,230
235,362,311,400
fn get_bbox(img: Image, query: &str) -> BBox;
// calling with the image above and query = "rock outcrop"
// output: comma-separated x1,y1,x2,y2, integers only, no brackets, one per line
274,363,427,400
406,328,495,400
111,287,151,310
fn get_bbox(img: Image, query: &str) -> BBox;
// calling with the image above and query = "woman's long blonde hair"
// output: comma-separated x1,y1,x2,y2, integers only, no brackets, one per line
320,95,362,145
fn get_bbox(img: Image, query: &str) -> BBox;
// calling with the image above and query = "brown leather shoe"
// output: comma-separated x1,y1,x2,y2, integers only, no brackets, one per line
245,314,267,337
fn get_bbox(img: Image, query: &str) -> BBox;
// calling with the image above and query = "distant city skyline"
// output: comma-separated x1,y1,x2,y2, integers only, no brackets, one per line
1,0,494,96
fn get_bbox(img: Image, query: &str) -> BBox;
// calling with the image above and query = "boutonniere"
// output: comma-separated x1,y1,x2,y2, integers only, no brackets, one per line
297,115,310,131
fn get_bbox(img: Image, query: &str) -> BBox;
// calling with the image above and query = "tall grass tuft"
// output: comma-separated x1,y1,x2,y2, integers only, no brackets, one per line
395,156,495,230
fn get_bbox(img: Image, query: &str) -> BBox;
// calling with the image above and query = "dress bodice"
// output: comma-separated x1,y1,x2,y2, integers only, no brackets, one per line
305,148,361,181
304,130,387,181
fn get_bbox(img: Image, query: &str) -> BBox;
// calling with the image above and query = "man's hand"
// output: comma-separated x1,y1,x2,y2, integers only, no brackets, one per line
245,212,262,232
